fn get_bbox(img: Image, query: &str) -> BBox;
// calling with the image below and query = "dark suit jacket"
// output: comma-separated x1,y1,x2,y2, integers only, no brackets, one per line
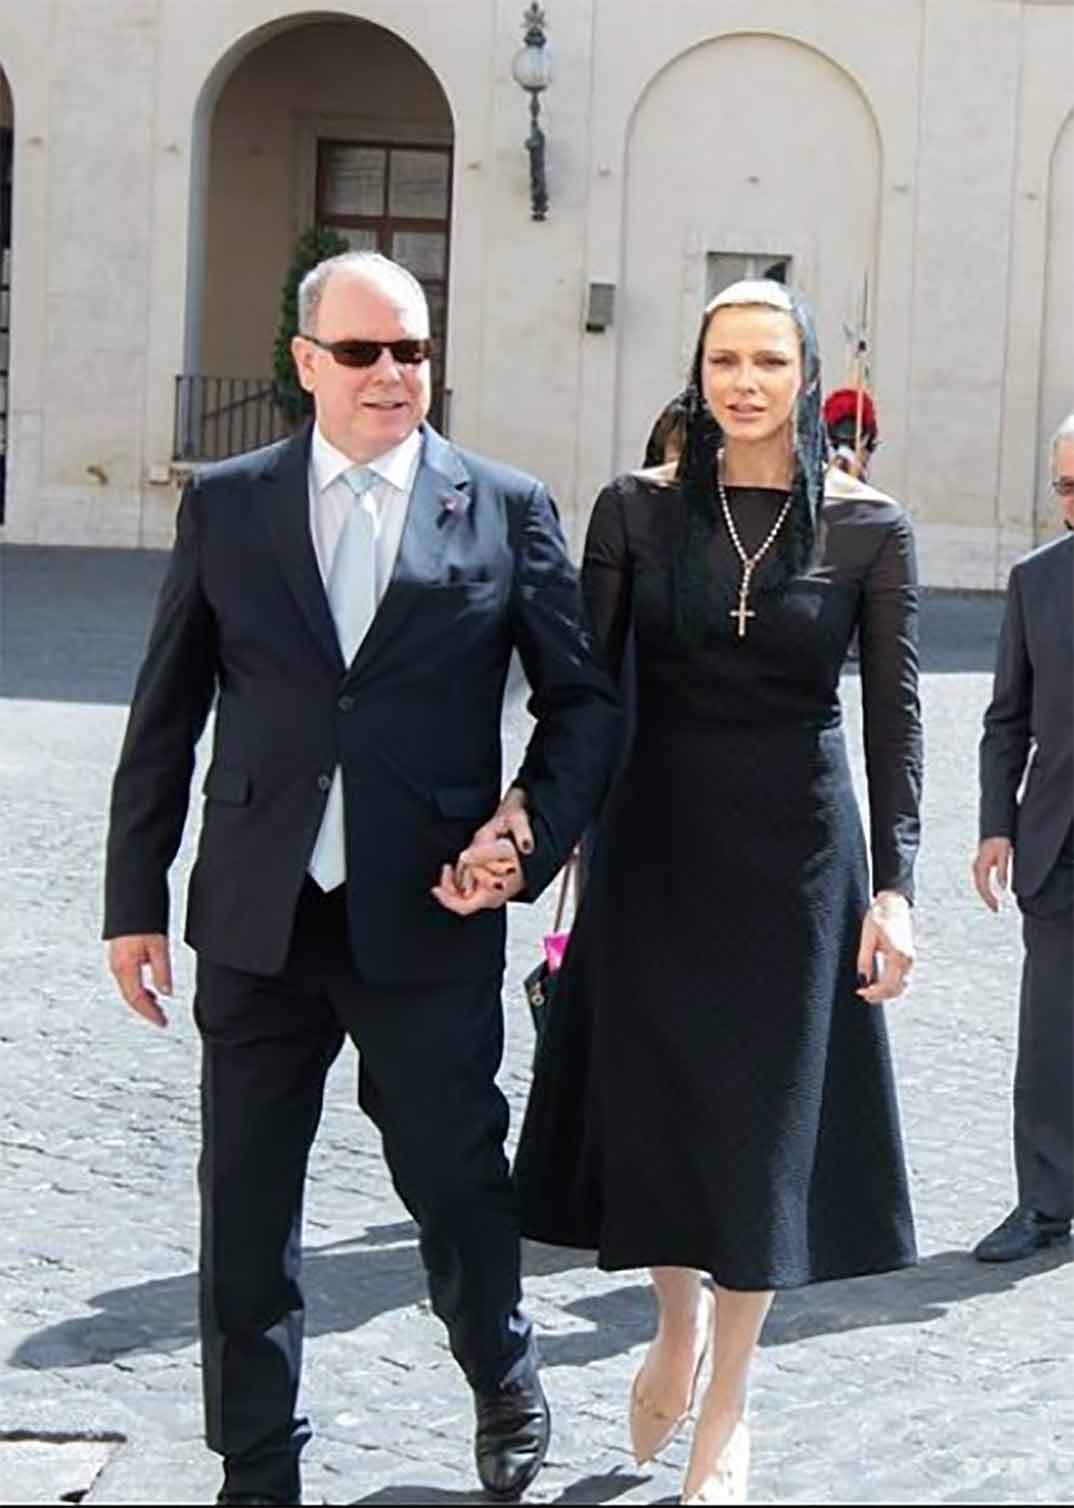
979,532,1073,900
103,424,620,982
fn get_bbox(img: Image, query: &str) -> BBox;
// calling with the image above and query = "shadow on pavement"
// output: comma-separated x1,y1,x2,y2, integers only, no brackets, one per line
1,545,1004,704
351,1467,648,1505
1,546,169,704
351,1491,482,1506
761,1241,1073,1345
10,1226,1069,1375
533,1243,1072,1368
840,593,1005,677
7,1225,586,1370
918,593,1004,676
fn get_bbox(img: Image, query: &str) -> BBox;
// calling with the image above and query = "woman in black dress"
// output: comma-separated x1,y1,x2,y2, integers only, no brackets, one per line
511,281,922,1503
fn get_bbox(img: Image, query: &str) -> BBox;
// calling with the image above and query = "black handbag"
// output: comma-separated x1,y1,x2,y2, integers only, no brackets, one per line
523,854,578,1063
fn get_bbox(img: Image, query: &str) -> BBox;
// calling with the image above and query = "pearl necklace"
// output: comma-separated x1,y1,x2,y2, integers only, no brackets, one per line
716,449,794,639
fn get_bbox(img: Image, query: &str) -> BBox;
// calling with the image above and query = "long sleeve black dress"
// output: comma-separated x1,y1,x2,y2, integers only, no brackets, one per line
513,472,923,1289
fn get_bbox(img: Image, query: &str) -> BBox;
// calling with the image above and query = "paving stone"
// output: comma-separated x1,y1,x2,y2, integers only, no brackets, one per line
0,1439,118,1506
2,546,1071,1505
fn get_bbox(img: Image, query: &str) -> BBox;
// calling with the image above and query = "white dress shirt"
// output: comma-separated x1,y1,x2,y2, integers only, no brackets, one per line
308,423,423,602
305,424,422,891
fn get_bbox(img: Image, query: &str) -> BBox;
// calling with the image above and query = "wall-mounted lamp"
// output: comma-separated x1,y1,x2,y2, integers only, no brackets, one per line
511,4,552,222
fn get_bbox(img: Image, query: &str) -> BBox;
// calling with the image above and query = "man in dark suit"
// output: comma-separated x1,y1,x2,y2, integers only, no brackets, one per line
972,414,1074,1262
103,252,620,1504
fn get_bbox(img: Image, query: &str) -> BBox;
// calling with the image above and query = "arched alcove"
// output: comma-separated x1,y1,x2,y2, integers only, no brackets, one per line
615,33,882,471
0,65,13,521
182,13,455,457
1038,109,1073,538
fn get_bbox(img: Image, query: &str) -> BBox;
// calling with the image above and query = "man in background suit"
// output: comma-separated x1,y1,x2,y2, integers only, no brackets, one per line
103,252,620,1503
972,413,1074,1262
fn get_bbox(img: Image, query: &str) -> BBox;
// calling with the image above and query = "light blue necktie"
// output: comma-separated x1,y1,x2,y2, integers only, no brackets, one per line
327,466,379,665
308,465,379,891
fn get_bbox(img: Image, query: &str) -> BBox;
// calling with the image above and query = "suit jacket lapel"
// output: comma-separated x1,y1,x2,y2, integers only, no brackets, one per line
344,426,472,683
1053,534,1073,619
262,425,345,675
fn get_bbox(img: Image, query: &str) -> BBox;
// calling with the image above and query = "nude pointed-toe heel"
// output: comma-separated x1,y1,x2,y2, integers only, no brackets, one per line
629,1290,714,1467
681,1418,750,1505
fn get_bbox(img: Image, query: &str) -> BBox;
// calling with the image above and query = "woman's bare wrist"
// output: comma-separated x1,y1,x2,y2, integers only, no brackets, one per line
871,889,911,912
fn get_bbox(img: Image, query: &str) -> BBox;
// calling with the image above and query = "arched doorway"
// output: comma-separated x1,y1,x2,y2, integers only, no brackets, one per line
1038,110,1073,540
0,65,13,521
616,34,881,473
181,15,454,460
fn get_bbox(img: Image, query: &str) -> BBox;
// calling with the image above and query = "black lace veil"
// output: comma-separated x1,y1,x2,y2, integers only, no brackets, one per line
672,281,827,646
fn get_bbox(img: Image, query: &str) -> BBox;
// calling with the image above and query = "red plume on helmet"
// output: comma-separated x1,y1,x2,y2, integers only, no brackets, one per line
823,387,877,439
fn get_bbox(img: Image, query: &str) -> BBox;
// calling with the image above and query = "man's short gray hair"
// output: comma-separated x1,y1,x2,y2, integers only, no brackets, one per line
1051,413,1074,466
297,252,428,336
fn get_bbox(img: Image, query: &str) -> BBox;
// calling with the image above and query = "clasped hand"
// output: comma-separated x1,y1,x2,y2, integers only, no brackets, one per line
110,790,536,1031
431,787,534,916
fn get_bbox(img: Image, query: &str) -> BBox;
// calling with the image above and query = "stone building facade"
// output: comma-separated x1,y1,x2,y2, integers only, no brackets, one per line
0,0,1070,584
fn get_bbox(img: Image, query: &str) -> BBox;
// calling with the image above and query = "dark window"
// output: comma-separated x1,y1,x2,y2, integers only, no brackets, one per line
706,253,793,300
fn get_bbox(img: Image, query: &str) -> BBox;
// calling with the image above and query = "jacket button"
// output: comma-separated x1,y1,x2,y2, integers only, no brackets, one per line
338,695,355,712
317,773,332,792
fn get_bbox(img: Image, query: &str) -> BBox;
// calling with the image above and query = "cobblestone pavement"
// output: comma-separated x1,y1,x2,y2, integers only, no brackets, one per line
1,545,1071,1506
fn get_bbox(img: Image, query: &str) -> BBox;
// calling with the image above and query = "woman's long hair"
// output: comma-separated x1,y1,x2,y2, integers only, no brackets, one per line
672,282,827,647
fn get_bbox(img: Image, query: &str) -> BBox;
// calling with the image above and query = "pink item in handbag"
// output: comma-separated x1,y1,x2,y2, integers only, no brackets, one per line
543,930,570,973
541,854,579,973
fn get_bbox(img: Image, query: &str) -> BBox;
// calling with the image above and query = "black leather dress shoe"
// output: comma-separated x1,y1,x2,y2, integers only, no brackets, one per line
217,1488,297,1505
473,1361,551,1502
217,1497,290,1505
974,1205,1072,1262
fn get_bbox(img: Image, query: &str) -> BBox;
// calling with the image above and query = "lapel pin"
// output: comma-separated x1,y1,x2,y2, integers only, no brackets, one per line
438,491,469,525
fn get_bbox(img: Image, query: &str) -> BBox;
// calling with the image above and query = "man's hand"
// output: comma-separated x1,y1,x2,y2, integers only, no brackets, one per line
972,836,1013,913
108,934,173,1028
856,891,914,1004
466,786,534,859
431,787,534,916
432,838,526,915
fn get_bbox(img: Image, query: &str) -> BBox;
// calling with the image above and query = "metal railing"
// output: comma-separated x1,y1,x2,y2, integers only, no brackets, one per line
174,374,455,464
173,375,291,462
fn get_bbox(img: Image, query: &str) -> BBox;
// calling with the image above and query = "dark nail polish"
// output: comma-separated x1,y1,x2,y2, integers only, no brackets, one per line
857,972,868,986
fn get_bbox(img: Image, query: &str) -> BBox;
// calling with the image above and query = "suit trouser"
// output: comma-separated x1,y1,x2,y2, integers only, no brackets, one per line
1015,839,1074,1222
194,881,531,1497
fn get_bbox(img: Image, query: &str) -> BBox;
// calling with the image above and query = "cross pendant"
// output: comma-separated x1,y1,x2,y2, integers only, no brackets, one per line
731,590,755,639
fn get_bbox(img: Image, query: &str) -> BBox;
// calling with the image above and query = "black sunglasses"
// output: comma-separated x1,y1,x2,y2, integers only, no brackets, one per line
301,334,433,368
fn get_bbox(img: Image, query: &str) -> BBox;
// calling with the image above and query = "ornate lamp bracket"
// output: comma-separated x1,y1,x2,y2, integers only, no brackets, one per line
511,4,552,222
